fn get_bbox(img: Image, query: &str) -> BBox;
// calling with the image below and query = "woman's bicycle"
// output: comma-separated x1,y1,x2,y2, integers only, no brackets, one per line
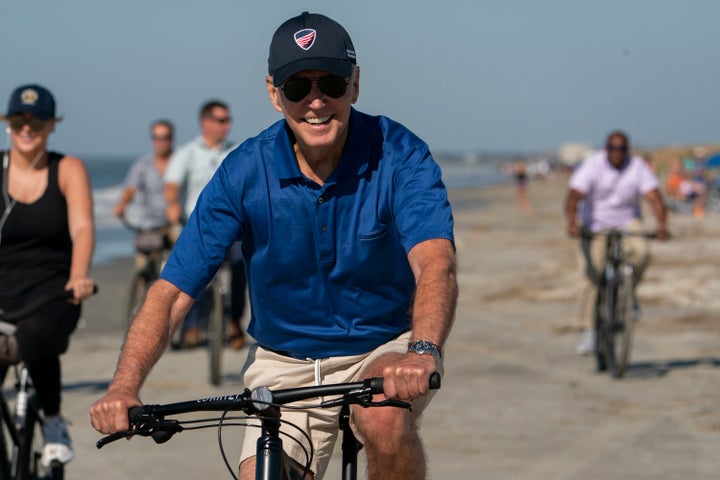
585,229,655,378
0,287,96,480
97,372,441,480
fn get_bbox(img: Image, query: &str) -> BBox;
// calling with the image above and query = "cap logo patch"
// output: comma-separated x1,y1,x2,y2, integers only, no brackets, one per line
294,29,316,50
21,88,39,105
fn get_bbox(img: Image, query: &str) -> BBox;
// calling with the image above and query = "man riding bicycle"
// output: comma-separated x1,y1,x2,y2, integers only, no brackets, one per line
565,130,668,355
114,119,175,271
91,11,457,480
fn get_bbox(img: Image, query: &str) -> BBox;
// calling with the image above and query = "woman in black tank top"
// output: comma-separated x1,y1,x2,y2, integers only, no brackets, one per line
0,84,95,467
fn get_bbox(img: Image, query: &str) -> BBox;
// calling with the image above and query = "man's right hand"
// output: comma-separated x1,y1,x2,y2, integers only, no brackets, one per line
566,222,581,238
112,203,125,218
89,391,142,434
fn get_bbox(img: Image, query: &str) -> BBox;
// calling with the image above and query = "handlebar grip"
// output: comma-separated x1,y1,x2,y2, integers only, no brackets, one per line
128,406,145,423
368,372,441,393
428,371,441,390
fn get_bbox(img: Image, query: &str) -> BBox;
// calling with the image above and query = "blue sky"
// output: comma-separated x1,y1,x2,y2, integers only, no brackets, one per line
2,0,718,156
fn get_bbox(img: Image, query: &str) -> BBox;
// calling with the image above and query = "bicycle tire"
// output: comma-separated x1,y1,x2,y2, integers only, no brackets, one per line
125,272,149,330
208,283,224,386
593,283,608,373
607,270,635,378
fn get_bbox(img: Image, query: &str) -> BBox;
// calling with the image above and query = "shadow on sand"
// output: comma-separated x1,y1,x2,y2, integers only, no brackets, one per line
62,380,112,393
625,356,720,379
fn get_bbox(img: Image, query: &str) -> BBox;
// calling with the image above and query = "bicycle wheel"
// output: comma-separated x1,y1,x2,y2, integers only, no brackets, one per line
593,284,608,373
607,270,635,378
125,272,149,330
207,283,224,386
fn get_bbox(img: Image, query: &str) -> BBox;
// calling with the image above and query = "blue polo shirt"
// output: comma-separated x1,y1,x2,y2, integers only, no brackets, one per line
161,108,454,359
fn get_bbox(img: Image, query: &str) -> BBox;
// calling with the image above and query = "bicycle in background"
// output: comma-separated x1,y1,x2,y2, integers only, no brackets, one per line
0,287,96,480
586,229,656,378
122,214,231,386
119,215,174,329
97,373,441,480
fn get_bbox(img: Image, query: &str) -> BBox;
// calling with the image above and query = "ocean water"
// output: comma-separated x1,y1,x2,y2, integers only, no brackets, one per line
86,153,511,266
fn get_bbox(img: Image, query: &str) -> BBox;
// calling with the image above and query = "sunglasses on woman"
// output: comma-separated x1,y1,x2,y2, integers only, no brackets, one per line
7,115,48,133
281,75,349,102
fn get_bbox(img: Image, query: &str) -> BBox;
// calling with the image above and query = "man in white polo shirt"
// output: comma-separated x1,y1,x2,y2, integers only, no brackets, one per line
565,130,668,355
164,100,242,348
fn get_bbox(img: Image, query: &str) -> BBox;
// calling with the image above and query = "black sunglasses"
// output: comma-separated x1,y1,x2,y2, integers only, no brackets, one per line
8,115,48,133
607,145,628,152
281,75,349,102
205,115,231,124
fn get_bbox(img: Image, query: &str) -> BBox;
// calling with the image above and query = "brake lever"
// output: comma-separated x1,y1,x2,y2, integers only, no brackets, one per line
320,393,411,411
364,398,411,410
96,430,135,449
96,419,182,449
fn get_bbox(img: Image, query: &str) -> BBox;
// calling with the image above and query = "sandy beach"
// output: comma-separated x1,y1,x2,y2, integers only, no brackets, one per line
18,173,720,479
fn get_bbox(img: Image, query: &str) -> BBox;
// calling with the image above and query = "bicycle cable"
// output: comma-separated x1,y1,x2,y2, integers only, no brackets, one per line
215,405,314,480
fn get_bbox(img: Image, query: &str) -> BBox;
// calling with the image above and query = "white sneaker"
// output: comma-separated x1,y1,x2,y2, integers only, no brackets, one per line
41,416,74,467
576,328,595,355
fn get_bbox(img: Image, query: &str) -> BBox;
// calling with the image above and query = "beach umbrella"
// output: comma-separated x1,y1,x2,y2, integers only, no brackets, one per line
704,153,720,168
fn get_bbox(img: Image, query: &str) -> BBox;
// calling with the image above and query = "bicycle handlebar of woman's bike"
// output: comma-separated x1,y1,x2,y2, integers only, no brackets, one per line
0,285,98,326
579,228,664,240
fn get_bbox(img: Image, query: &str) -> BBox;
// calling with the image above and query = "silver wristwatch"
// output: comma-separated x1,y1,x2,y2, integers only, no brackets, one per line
407,340,442,360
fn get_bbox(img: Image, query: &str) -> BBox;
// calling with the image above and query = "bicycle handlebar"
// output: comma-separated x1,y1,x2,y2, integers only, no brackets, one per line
0,284,98,325
119,213,173,234
96,372,441,449
580,228,659,240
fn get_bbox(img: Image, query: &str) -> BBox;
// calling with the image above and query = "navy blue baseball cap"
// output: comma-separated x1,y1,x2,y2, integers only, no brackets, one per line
268,12,356,87
2,84,57,120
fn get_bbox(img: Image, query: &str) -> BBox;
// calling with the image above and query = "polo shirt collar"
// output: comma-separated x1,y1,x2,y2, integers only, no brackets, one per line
272,108,371,181
603,150,630,171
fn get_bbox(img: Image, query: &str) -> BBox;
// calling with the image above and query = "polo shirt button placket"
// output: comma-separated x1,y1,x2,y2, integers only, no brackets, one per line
318,197,327,233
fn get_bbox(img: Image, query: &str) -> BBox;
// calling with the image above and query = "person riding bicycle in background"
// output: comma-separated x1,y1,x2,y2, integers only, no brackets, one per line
163,100,247,349
91,11,457,480
0,84,95,468
113,119,174,271
565,130,668,355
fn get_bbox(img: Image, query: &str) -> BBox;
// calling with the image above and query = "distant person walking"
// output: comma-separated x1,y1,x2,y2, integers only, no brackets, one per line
164,101,246,349
565,130,668,355
114,120,174,268
514,160,531,213
0,84,96,468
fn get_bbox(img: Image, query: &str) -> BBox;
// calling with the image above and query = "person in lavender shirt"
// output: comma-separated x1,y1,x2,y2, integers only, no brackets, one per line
565,130,668,355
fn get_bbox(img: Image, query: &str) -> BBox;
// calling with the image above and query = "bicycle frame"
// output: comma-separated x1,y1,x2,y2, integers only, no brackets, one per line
0,364,47,480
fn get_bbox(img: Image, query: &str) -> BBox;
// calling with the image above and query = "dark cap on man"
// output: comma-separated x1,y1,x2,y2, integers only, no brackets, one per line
268,11,356,87
3,84,57,120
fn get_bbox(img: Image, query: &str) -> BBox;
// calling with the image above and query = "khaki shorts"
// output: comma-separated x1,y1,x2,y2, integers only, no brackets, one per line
238,331,443,477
